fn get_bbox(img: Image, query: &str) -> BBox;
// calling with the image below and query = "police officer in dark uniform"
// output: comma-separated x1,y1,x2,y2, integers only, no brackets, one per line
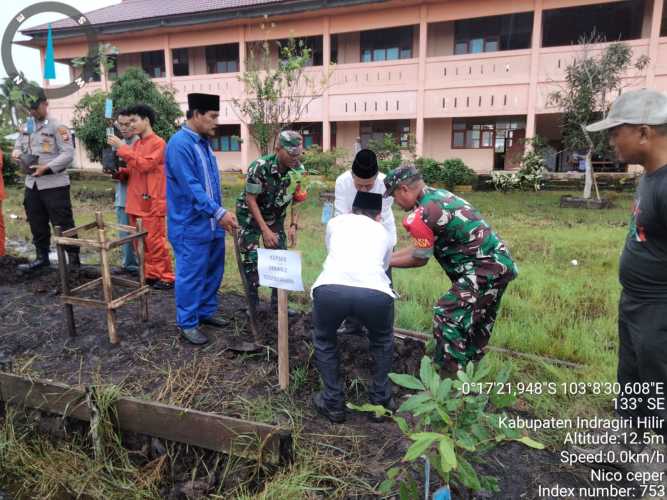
12,93,78,271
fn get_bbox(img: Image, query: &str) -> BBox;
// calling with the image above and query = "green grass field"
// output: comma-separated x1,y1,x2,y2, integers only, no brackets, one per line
0,175,635,495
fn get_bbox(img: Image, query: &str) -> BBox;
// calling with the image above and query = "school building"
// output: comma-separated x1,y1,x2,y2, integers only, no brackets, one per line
18,0,667,172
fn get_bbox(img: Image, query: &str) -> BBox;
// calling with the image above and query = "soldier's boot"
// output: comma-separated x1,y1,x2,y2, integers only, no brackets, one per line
67,252,81,272
270,287,298,318
18,247,50,272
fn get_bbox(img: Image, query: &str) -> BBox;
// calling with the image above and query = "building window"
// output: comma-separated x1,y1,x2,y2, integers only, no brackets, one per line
452,121,495,149
277,37,323,67
172,48,189,76
360,120,411,148
542,0,645,47
141,50,166,78
360,26,414,62
205,44,239,74
494,119,525,153
453,12,533,55
210,125,241,152
289,123,323,148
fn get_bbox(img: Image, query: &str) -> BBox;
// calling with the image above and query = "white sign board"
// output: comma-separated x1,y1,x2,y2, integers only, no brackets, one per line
257,249,304,292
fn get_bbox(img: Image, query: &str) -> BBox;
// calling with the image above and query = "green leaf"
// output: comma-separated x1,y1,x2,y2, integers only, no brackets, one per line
465,361,475,380
389,373,425,391
387,466,401,480
347,403,390,417
470,423,490,442
472,359,491,382
429,371,441,394
436,378,453,401
398,393,432,413
516,436,545,449
454,429,477,451
419,357,435,389
456,456,482,491
445,398,462,412
410,432,444,442
393,416,410,434
438,437,457,472
403,435,438,461
378,479,394,495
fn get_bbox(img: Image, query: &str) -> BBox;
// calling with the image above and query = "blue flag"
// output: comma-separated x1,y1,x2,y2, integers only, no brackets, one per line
43,23,56,80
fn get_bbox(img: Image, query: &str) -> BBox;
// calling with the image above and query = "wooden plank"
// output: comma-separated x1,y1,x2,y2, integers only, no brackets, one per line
106,231,148,250
136,218,149,322
0,373,293,465
62,296,107,308
115,397,292,465
106,222,138,233
109,286,151,310
55,226,76,337
0,373,89,420
52,236,102,248
278,289,289,391
70,277,103,295
97,212,119,344
61,221,97,237
110,276,140,288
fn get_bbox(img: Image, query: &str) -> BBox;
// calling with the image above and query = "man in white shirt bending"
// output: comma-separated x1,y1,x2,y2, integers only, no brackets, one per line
311,192,396,424
334,149,397,335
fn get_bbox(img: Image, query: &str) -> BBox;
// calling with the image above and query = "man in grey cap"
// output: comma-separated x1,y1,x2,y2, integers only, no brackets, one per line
583,89,667,461
11,93,78,272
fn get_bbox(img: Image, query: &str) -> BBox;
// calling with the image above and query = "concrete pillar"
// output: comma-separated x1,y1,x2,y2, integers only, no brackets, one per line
164,35,173,82
239,25,251,170
646,0,664,87
525,0,543,143
322,17,332,151
416,5,428,157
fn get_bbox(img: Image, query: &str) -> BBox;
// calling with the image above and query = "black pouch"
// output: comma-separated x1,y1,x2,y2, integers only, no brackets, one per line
102,148,119,173
19,153,39,175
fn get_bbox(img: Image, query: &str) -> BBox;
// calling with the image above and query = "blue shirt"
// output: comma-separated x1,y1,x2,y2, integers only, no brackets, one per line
165,125,226,242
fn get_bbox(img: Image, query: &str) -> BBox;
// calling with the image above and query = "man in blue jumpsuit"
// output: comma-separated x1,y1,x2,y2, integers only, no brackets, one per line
165,93,239,345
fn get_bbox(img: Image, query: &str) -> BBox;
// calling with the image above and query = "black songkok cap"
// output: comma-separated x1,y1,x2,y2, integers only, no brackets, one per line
353,191,382,212
352,149,378,179
187,93,220,112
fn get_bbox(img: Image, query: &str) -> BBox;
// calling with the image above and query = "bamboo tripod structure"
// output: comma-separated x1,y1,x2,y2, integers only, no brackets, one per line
54,212,150,344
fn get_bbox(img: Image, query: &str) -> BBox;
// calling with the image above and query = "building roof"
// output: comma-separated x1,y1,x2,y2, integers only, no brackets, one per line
21,0,383,40
27,0,283,31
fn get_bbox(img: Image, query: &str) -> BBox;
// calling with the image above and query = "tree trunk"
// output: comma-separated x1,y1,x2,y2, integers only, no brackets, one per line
583,149,593,199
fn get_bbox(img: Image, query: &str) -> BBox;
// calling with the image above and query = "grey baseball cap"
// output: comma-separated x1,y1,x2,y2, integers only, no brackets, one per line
585,89,667,132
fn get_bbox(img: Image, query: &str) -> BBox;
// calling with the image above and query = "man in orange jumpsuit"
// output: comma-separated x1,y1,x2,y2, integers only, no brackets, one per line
0,145,5,257
107,103,174,289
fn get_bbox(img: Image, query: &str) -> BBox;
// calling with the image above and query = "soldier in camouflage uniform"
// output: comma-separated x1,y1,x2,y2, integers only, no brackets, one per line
235,131,305,308
385,165,518,373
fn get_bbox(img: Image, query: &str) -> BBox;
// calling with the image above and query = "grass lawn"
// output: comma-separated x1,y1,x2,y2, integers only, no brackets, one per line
0,174,634,492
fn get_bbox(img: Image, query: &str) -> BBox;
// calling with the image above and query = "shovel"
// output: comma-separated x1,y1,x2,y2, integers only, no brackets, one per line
230,227,264,353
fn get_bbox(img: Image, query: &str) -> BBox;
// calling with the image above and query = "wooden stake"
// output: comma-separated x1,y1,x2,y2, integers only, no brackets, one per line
97,212,119,344
55,226,76,337
277,288,289,390
136,218,149,322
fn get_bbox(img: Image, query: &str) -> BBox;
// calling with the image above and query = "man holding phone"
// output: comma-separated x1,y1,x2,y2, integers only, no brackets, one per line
107,109,139,275
107,103,174,290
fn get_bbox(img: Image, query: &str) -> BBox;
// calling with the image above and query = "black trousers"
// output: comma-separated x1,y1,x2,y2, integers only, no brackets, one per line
23,185,78,254
312,284,394,410
617,291,667,437
344,266,393,331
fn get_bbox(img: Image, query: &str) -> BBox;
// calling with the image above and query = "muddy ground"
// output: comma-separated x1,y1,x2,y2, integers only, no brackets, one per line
0,255,635,499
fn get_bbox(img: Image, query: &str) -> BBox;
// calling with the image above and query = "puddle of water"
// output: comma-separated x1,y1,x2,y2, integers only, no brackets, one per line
7,239,105,266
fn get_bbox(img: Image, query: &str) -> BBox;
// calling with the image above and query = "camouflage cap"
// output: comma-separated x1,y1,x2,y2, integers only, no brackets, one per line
383,165,422,197
279,130,303,156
